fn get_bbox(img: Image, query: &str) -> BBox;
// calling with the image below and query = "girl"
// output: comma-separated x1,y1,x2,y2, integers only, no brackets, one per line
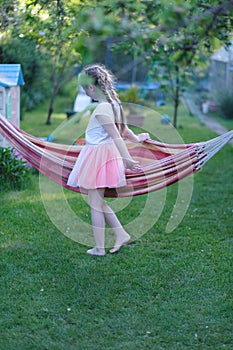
67,64,149,256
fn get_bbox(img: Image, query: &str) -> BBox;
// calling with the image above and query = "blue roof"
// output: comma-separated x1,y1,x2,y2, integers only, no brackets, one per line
0,64,24,87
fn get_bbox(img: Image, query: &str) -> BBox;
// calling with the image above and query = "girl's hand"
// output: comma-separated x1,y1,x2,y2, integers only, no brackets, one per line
125,159,141,171
137,133,150,142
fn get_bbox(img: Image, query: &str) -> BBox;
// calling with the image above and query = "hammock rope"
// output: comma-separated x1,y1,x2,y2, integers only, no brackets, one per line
0,114,232,198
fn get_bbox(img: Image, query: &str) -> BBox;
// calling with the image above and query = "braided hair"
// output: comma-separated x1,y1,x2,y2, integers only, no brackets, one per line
83,64,126,133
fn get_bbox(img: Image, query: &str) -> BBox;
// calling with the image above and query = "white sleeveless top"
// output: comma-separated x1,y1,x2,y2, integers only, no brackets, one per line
85,102,120,145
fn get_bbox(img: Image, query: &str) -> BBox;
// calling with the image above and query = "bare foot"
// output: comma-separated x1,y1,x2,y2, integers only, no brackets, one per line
110,233,131,254
87,247,106,256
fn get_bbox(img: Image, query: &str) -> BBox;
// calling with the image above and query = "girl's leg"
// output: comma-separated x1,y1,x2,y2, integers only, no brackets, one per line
87,188,106,256
87,188,130,255
102,203,131,254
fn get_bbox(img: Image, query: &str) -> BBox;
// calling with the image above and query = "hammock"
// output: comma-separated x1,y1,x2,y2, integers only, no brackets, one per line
0,114,232,198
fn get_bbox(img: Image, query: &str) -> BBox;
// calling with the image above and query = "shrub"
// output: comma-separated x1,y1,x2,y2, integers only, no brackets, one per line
219,93,233,119
118,85,143,104
0,148,31,192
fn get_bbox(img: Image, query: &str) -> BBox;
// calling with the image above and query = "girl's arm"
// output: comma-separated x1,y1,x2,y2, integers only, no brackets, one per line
96,114,141,171
122,125,150,143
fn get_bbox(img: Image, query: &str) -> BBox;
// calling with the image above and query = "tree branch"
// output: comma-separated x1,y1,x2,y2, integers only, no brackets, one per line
161,0,233,34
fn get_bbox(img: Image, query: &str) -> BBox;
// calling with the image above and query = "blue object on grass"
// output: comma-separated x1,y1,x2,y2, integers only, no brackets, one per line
46,135,53,142
161,115,171,124
156,100,166,106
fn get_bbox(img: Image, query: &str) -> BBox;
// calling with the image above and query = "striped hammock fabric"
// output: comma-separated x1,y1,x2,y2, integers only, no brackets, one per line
0,114,232,198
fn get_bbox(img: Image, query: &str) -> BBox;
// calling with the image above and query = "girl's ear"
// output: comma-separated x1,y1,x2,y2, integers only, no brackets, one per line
88,84,95,91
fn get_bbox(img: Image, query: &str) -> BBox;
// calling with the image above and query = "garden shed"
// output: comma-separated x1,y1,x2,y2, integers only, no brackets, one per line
209,41,233,103
0,64,24,147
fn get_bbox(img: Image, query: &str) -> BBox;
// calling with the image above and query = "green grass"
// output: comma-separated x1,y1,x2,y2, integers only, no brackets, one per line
21,96,71,138
1,99,233,349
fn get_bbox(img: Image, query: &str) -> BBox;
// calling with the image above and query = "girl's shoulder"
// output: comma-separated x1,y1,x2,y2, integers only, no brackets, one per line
95,101,112,109
94,102,114,116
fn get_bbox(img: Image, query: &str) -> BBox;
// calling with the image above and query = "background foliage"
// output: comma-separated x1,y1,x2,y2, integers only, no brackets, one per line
0,36,51,114
219,93,233,120
0,0,232,125
0,148,31,191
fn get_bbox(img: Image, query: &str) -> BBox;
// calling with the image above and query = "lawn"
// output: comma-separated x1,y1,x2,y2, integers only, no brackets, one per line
1,100,233,350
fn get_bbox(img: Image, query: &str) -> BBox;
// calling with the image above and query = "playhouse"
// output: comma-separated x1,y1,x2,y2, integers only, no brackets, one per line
0,64,24,147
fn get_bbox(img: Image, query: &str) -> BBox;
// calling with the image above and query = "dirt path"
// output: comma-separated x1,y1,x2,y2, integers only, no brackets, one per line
199,114,233,146
182,93,233,146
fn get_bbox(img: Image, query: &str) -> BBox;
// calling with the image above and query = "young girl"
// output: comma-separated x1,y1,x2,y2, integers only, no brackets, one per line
67,64,149,256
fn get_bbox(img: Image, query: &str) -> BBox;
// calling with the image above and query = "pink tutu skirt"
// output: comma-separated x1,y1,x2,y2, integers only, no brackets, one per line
67,142,126,189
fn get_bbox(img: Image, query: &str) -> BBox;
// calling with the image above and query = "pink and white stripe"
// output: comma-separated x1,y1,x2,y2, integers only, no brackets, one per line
0,114,232,198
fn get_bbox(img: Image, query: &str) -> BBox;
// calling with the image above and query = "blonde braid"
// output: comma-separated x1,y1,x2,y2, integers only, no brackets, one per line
84,64,126,133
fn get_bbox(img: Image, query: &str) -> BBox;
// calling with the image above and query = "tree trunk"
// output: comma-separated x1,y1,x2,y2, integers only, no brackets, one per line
46,83,60,125
46,107,53,125
173,66,180,128
173,99,178,129
46,94,56,125
45,58,70,125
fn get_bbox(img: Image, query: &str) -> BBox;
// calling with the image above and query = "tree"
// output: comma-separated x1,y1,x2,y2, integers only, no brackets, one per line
94,0,233,127
0,0,20,32
2,0,233,126
19,0,86,124
154,0,233,126
0,0,119,124
0,1,52,114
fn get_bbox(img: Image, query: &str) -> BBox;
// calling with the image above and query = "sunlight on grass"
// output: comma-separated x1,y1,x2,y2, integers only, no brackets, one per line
0,240,28,249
